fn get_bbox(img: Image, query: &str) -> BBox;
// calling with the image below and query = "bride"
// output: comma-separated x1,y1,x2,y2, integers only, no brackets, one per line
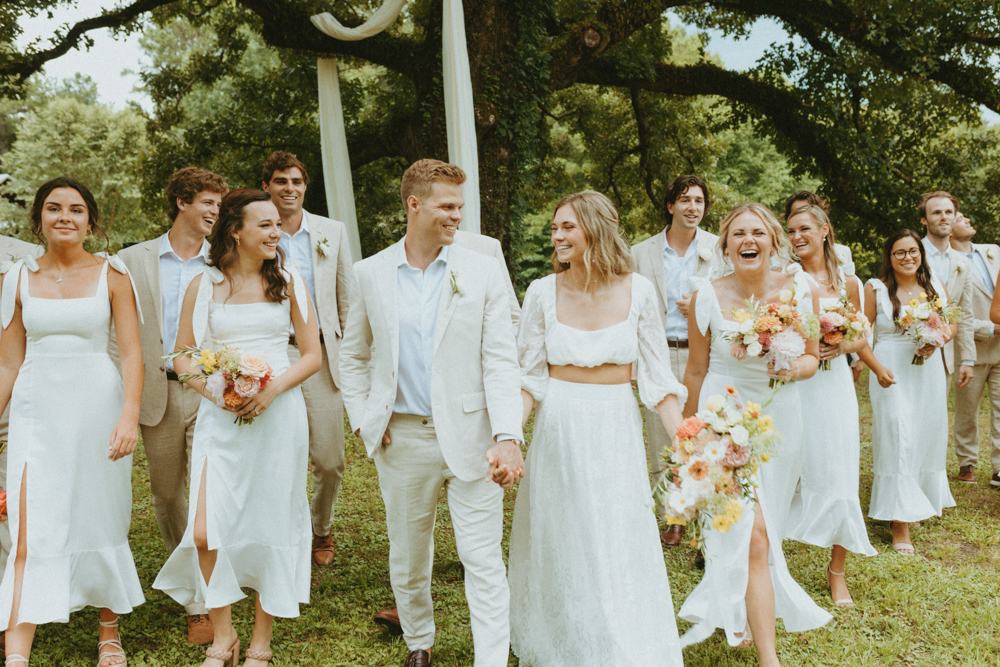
509,190,686,666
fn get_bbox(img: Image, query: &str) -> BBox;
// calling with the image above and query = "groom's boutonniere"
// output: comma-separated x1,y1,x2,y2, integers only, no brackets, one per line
316,237,331,257
698,247,713,262
450,269,461,296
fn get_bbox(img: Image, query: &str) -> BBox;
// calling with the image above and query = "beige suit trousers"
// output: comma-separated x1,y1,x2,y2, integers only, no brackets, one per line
953,362,1000,472
643,345,689,515
374,413,509,665
141,380,201,555
288,342,346,536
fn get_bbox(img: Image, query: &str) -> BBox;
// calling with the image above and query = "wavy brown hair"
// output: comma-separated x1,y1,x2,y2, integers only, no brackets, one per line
550,191,632,290
30,176,109,252
209,189,288,304
877,228,937,321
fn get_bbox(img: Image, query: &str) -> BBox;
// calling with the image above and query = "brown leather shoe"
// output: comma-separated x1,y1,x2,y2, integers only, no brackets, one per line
660,524,685,547
186,613,214,645
374,607,402,635
312,533,336,566
404,649,431,666
958,465,976,484
991,472,1000,487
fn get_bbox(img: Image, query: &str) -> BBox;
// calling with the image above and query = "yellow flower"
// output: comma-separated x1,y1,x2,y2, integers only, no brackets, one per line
909,298,919,308
743,401,761,419
733,309,753,323
760,452,771,463
195,349,217,372
759,414,774,432
935,298,943,308
712,514,734,533
920,292,927,299
664,515,687,526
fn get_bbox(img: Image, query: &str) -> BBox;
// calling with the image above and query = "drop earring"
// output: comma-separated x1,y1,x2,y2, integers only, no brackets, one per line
235,236,241,247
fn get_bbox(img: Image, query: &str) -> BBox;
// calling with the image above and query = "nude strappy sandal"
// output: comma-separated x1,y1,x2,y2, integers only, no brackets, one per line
97,618,127,667
6,655,28,666
206,637,240,666
245,647,272,664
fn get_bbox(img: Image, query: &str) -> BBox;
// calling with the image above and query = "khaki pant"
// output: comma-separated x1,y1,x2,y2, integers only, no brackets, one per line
288,342,346,537
374,413,509,665
953,362,1000,473
643,345,689,515
141,380,201,555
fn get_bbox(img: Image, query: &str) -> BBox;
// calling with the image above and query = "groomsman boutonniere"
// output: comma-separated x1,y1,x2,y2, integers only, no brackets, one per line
449,270,461,303
698,247,713,262
316,237,331,257
989,248,997,261
957,262,964,273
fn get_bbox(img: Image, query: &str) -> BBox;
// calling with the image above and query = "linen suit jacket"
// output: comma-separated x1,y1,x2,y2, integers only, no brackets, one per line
631,229,722,331
117,236,173,427
964,243,1000,368
933,248,977,374
339,241,523,482
454,230,520,331
299,211,354,387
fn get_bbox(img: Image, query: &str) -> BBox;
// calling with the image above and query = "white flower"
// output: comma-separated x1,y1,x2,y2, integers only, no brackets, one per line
769,328,806,371
784,263,802,275
705,395,724,412
709,416,729,433
779,289,793,304
850,321,865,332
699,247,713,262
914,303,932,319
723,408,742,426
695,409,714,422
730,424,750,446
747,341,763,357
206,373,227,406
316,237,331,257
739,319,756,335
824,312,846,328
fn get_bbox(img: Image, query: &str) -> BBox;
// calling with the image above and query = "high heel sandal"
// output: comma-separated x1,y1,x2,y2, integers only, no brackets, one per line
205,637,240,667
245,648,272,664
98,618,127,667
826,566,855,608
6,655,28,666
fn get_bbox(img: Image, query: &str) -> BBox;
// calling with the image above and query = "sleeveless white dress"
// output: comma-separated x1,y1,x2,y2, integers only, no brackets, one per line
678,272,832,647
153,267,311,618
510,273,687,667
787,271,876,556
866,277,955,521
0,258,145,628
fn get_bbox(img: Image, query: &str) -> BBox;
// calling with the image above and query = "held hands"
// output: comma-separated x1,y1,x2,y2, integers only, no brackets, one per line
486,439,525,489
108,417,139,461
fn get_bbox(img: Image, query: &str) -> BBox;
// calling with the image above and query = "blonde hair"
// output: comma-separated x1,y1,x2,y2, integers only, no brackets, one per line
788,204,843,292
717,202,792,266
400,159,466,207
551,191,632,289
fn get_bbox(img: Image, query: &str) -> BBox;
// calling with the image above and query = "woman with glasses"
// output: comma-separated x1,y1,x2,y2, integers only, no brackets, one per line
857,229,956,556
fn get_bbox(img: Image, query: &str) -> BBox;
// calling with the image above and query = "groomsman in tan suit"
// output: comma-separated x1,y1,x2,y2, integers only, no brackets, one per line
341,159,524,667
260,150,353,567
117,167,228,644
950,214,1000,486
631,175,721,547
918,191,976,397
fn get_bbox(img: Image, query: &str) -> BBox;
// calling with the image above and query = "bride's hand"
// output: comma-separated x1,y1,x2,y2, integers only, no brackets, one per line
108,417,139,461
818,342,842,362
767,359,798,383
916,343,937,359
236,384,278,419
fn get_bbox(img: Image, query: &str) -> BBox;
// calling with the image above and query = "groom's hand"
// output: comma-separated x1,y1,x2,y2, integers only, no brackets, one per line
486,439,524,489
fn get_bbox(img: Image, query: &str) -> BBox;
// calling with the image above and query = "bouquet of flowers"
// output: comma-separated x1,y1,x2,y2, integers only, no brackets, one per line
654,387,782,551
165,344,273,425
716,290,819,387
895,291,960,365
817,294,872,370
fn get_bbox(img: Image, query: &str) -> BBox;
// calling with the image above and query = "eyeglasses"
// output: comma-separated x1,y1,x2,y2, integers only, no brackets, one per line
891,248,921,259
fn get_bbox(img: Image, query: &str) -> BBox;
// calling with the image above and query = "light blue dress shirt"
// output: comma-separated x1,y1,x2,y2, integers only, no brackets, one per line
963,248,994,298
277,211,319,331
922,236,952,283
661,229,701,341
159,233,210,371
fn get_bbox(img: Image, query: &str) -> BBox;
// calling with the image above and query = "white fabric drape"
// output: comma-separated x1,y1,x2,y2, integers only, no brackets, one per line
311,0,481,262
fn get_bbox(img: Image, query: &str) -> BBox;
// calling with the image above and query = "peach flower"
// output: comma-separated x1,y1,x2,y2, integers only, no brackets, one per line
676,416,707,441
238,352,270,378
234,374,261,398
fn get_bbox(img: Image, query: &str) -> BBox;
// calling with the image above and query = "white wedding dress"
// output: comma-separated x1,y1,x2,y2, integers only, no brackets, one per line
866,277,955,521
787,271,876,556
509,273,686,667
678,272,832,647
0,258,145,628
153,267,311,618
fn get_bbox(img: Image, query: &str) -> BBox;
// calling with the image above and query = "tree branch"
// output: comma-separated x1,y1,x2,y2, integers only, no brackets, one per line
628,87,658,211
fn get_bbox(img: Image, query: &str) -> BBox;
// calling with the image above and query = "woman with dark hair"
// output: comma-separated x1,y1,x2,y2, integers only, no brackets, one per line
0,177,145,666
858,228,956,556
153,189,321,666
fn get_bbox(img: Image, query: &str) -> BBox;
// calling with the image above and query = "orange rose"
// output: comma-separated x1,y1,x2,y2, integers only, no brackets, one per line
824,330,844,345
676,416,707,441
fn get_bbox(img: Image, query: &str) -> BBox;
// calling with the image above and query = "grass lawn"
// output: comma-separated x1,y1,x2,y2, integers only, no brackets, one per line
20,369,1000,666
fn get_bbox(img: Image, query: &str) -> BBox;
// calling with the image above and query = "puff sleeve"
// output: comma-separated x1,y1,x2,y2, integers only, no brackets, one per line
636,281,688,410
517,278,549,403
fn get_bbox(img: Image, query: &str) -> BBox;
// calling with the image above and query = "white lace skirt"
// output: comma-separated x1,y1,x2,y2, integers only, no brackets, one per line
508,379,683,667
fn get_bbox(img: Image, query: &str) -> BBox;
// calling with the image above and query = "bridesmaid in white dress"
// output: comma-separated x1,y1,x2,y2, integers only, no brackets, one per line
679,203,831,667
0,178,145,667
784,205,876,608
856,229,956,556
153,190,321,667
509,191,686,666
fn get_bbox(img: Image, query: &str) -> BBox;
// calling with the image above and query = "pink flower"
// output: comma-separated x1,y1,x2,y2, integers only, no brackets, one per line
722,442,752,467
757,330,772,350
730,342,747,361
206,373,227,406
234,374,261,398
927,312,941,329
819,313,837,334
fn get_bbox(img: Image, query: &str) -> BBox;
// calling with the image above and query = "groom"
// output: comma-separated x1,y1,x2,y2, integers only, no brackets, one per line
341,159,524,667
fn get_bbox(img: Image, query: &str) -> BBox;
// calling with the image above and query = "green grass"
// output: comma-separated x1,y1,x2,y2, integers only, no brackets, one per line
21,369,1000,665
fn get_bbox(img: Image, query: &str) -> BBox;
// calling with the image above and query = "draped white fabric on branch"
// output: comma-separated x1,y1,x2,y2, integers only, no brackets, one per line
311,0,481,261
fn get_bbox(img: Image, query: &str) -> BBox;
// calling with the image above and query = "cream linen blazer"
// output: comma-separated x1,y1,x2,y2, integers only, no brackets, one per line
340,241,523,482
454,229,520,330
940,252,977,374
631,229,722,331
301,212,354,387
0,235,42,268
966,243,1000,367
117,236,172,427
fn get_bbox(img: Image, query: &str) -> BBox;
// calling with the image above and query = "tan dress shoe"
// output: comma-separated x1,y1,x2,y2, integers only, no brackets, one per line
660,524,685,547
374,607,403,635
957,465,976,484
312,533,336,566
187,613,214,645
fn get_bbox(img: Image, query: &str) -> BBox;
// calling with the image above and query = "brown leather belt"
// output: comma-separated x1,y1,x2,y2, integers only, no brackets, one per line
666,339,689,349
166,370,180,381
289,332,325,348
